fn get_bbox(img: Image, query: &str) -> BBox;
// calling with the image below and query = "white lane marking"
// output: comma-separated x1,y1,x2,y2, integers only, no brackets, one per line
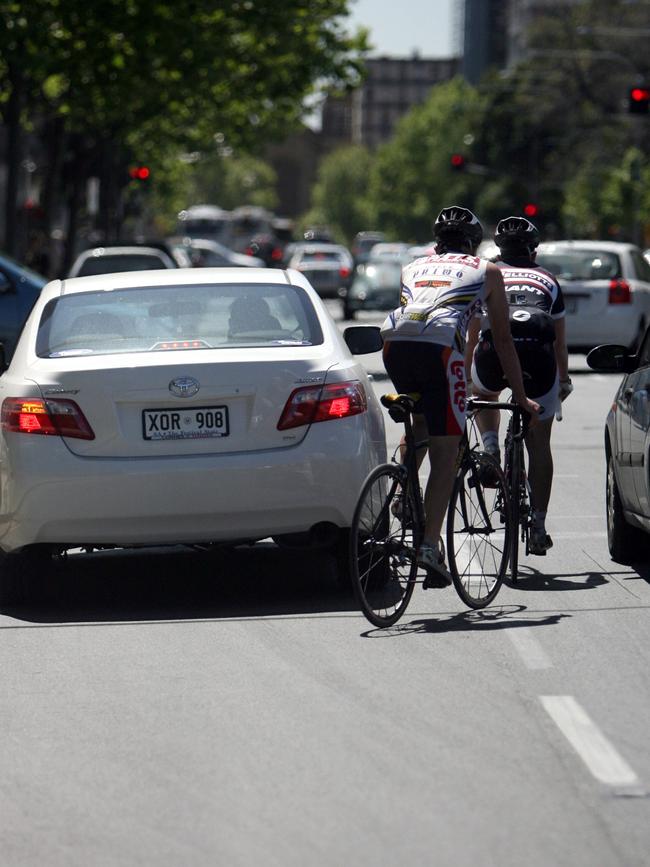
507,628,552,669
540,695,639,786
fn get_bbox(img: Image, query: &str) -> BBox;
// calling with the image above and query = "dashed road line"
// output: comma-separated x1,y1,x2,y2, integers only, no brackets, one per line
507,628,552,669
541,695,639,786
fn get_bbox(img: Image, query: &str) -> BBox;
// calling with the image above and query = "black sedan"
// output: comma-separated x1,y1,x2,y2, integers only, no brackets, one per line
587,326,650,563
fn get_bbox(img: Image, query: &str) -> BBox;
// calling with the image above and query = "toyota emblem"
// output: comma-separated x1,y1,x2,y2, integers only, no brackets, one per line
169,376,200,397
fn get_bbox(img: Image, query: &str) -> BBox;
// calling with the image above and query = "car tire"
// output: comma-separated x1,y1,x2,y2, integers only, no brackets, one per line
333,528,353,590
0,545,58,607
606,453,647,563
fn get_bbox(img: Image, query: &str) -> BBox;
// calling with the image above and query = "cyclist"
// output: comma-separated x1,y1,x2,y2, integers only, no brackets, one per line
466,215,572,555
381,206,539,588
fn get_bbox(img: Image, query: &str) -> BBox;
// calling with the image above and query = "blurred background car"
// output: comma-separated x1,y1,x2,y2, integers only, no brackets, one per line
67,245,178,278
366,242,412,263
287,243,353,314
586,326,650,564
535,240,650,351
244,234,285,267
0,250,47,362
352,231,386,267
175,237,264,268
176,205,233,248
344,256,402,320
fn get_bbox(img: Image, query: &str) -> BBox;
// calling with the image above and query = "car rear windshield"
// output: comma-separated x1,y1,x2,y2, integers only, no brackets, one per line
300,250,343,262
36,282,323,358
77,255,169,276
536,248,622,281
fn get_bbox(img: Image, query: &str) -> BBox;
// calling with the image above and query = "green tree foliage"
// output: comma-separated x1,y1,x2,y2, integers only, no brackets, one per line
0,0,367,259
363,78,485,243
304,144,373,243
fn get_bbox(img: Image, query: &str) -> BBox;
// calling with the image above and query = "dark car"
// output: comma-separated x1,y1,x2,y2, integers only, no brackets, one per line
352,231,386,267
587,327,650,564
344,258,402,320
0,251,47,361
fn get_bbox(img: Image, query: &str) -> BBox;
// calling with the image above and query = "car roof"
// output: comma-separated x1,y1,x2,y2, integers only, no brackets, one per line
55,267,293,297
537,240,635,252
75,246,173,259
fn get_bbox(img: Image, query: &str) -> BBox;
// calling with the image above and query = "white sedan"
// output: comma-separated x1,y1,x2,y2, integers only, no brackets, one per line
0,268,386,600
535,240,650,351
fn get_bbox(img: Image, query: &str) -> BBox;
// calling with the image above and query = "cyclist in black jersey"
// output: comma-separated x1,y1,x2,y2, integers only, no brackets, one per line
466,216,572,555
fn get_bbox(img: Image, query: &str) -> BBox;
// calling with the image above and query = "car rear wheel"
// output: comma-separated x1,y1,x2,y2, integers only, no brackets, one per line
606,454,647,563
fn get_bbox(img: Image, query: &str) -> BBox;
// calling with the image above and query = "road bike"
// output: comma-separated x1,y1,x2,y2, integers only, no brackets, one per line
500,401,532,581
349,393,511,628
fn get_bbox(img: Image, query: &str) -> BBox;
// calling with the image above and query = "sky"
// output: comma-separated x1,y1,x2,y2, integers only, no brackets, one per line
346,0,456,58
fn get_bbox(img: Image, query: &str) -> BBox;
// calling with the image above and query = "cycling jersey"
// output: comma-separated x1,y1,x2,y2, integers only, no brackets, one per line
381,253,489,352
478,259,565,342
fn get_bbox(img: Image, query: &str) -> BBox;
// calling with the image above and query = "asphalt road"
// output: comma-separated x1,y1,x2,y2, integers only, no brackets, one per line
1,307,649,866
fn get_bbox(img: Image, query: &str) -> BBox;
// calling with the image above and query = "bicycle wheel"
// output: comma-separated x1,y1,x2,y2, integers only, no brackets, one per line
447,452,510,608
508,438,521,581
350,464,419,627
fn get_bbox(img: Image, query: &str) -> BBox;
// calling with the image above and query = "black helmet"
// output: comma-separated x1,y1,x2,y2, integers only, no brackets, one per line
494,216,540,250
433,206,483,246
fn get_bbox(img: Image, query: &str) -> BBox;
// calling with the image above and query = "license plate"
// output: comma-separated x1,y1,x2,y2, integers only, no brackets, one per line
564,297,578,314
143,406,229,440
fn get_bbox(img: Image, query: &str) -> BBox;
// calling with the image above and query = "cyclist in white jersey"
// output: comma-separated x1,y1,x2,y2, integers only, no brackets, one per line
381,206,539,587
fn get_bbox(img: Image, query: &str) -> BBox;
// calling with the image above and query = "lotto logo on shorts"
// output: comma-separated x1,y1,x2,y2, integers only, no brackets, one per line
450,360,466,413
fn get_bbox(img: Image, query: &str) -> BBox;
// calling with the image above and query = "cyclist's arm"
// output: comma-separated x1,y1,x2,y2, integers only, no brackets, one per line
553,315,569,381
484,263,540,417
464,316,481,383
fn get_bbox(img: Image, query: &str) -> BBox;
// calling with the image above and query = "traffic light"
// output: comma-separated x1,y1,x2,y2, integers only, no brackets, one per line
450,154,466,172
523,203,539,218
128,165,151,181
628,86,650,114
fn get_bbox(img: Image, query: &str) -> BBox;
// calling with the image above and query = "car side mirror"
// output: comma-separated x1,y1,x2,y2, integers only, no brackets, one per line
344,325,383,355
0,272,12,294
586,343,638,374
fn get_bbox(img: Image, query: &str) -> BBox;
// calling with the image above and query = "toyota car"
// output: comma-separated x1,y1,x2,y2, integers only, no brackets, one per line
0,268,386,600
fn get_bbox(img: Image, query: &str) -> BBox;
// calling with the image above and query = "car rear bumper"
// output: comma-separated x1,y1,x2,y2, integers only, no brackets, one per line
565,305,642,349
0,421,385,551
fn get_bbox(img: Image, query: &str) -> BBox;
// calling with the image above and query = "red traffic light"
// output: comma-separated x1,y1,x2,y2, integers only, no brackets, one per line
128,165,151,180
630,87,650,102
628,86,650,114
523,203,539,217
450,153,466,170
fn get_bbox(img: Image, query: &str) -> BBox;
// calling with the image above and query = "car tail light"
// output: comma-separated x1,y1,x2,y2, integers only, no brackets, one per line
608,279,631,304
271,247,283,261
277,381,367,430
339,266,351,279
1,397,95,439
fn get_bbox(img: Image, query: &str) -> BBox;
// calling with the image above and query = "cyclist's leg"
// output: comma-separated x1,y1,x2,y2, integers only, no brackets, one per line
423,434,462,545
471,342,506,456
521,347,558,554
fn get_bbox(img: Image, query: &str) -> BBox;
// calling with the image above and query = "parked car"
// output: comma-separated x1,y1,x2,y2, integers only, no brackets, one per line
0,266,386,601
535,241,650,351
67,245,178,278
176,237,264,268
586,325,650,564
345,257,402,320
287,244,354,316
0,251,47,362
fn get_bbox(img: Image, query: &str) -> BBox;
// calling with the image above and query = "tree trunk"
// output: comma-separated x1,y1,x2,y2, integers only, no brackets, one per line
2,69,24,254
40,117,66,277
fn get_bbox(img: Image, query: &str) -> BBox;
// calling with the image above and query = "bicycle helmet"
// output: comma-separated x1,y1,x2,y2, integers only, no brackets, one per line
433,206,483,246
494,216,540,250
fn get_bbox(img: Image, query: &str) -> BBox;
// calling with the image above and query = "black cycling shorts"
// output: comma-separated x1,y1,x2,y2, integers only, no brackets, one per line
382,340,466,436
472,337,559,420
